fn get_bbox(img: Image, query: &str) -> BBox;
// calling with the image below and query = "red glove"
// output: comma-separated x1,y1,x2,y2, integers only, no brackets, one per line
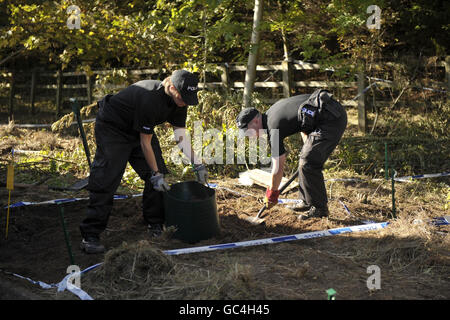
264,188,280,209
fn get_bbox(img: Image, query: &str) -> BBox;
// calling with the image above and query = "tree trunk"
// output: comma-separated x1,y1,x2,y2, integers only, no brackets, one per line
357,59,367,134
243,0,264,109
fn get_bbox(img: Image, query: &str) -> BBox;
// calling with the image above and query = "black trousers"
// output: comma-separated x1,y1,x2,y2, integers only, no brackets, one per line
79,120,168,238
298,106,347,208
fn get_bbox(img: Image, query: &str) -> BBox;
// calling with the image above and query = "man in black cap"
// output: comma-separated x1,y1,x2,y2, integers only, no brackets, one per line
80,69,208,253
236,89,347,220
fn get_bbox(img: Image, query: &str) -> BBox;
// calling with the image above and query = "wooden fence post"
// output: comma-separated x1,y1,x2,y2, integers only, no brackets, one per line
445,56,450,99
30,69,37,115
8,71,15,122
219,64,230,91
357,59,367,134
86,72,92,105
282,59,293,98
56,69,62,116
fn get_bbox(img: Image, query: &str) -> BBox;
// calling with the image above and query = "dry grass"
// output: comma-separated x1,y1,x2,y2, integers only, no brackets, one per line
50,102,97,132
1,122,73,156
73,175,448,300
80,240,267,300
0,124,448,300
341,215,449,272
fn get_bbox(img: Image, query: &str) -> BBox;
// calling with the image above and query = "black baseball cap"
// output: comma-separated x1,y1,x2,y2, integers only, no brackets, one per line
171,69,199,105
236,108,260,129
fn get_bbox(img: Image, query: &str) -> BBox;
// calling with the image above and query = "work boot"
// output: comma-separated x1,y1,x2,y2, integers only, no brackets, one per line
286,199,311,212
298,206,329,220
148,223,164,237
80,236,105,254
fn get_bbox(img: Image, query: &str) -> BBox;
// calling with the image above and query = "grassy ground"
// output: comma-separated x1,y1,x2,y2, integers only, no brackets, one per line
0,98,448,300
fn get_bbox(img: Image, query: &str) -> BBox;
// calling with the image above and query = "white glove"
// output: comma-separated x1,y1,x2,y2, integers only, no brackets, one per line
150,172,171,192
193,164,208,185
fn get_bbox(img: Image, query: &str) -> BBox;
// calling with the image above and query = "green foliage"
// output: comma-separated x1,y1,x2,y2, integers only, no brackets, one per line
154,89,270,178
0,0,252,71
1,0,448,187
93,68,130,97
1,0,447,72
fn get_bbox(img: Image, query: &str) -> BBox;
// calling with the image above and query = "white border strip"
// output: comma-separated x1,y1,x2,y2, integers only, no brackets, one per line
9,263,103,300
6,170,448,209
395,171,450,182
5,193,143,209
0,118,96,129
163,222,389,255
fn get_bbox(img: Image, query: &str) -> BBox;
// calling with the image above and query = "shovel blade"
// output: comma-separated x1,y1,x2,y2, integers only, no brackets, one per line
69,177,89,190
50,177,89,191
245,205,267,225
245,216,266,225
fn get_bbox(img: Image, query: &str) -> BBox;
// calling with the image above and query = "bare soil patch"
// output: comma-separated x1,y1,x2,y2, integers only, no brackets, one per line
0,125,449,300
0,174,448,300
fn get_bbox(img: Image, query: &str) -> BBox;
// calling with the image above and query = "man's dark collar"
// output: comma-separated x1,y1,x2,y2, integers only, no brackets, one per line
261,113,268,130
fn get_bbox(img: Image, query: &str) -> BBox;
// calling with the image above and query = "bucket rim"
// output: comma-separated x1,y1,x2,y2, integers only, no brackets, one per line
164,181,215,203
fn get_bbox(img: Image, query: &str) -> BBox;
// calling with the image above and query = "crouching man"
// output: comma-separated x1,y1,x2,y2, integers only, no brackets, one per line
236,89,347,220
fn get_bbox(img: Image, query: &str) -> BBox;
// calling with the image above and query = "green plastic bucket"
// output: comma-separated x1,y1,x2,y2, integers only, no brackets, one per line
163,181,220,243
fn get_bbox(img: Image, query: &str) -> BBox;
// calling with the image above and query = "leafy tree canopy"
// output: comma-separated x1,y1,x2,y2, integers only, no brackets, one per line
0,0,447,72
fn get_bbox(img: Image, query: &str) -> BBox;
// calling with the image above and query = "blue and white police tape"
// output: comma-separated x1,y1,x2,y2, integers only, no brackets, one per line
9,216,447,298
210,183,375,224
0,118,96,129
338,199,352,216
5,182,252,209
210,183,307,204
366,76,446,94
6,170,447,209
352,82,379,101
207,183,256,198
326,178,364,182
322,173,448,183
394,171,450,182
2,183,351,209
4,182,241,209
337,199,376,224
5,193,143,209
3,222,388,298
11,273,56,290
163,221,390,256
430,216,450,226
12,223,387,296
11,262,103,300
56,262,103,300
